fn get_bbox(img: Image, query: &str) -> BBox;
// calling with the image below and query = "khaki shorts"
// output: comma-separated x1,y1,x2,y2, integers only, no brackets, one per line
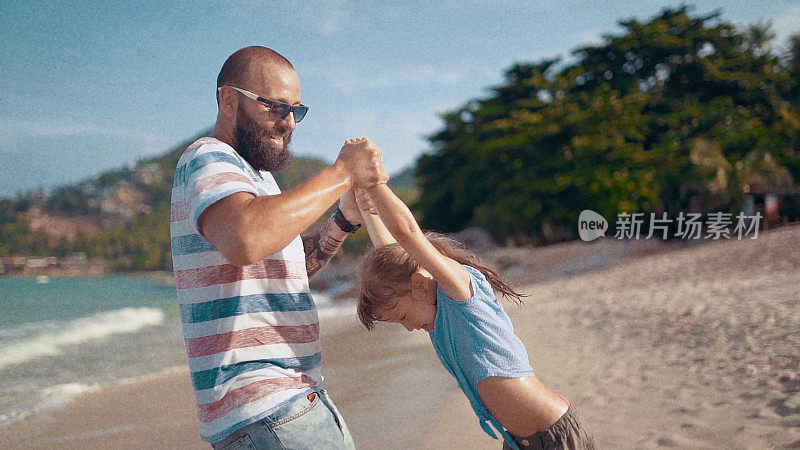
502,406,595,450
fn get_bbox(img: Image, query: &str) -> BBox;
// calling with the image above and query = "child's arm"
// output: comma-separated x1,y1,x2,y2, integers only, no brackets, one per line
354,189,396,246
365,183,472,301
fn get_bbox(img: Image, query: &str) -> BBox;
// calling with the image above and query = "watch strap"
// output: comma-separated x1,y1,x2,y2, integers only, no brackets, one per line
332,207,361,233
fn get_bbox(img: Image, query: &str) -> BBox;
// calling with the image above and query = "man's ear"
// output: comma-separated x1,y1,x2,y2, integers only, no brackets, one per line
218,86,238,119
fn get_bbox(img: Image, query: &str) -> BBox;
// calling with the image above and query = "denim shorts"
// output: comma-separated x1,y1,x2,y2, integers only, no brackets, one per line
211,389,355,450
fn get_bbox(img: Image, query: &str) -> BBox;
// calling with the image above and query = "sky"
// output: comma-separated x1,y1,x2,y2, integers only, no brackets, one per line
1,0,798,198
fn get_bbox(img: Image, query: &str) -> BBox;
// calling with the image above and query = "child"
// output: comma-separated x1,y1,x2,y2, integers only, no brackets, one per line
349,138,594,450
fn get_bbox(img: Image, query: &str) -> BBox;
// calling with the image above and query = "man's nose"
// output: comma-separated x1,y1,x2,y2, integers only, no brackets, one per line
272,110,295,131
280,110,296,129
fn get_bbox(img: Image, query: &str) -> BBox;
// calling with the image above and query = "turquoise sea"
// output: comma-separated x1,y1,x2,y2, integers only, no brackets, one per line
0,276,186,427
0,275,351,428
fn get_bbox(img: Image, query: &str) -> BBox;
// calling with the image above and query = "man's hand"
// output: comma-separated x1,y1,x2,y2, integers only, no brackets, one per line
334,137,388,189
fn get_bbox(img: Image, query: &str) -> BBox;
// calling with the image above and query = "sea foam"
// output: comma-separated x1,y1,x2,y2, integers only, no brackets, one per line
0,307,164,368
39,382,100,410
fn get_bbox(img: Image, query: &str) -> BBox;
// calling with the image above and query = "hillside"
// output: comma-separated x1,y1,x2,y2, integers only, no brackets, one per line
0,131,413,274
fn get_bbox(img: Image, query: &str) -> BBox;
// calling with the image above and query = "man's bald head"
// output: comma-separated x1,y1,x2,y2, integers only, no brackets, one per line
213,46,299,173
216,46,294,104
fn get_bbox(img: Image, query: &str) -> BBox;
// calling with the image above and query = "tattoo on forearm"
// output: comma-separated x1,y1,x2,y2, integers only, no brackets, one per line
302,217,347,278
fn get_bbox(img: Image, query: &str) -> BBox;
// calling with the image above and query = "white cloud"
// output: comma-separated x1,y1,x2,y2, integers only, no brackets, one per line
0,118,165,142
327,65,466,92
319,9,345,36
304,0,350,37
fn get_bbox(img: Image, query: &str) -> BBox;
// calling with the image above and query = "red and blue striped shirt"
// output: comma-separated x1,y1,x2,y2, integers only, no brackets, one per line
170,137,321,443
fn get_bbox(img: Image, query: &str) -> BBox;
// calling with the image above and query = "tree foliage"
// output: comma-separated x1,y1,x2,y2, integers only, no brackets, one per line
416,7,800,244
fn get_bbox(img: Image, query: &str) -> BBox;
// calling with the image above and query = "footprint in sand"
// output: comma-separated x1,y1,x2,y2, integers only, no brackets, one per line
656,437,678,447
769,392,800,417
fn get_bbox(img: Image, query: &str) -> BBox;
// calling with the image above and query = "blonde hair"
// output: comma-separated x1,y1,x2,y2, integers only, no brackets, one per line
357,232,525,330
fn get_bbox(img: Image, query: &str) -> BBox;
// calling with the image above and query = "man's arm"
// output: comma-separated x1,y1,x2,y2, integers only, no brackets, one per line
301,189,365,278
301,213,348,278
198,139,386,267
199,165,351,267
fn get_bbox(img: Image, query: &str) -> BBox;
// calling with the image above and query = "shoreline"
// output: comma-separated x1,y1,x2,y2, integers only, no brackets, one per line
0,308,453,450
0,270,173,280
0,364,189,430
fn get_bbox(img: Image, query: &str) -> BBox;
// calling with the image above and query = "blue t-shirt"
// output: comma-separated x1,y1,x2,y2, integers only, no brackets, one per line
429,265,534,448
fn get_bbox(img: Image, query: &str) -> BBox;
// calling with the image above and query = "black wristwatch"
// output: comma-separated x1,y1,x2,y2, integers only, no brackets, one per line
332,207,361,233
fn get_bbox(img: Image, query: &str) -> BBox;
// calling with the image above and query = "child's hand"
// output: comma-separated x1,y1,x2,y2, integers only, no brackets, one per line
354,187,395,246
354,188,379,215
337,189,364,225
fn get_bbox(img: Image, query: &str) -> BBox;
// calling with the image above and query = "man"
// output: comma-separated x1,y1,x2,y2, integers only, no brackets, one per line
170,46,386,449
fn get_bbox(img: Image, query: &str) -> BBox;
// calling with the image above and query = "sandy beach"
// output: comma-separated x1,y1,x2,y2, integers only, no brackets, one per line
1,226,799,449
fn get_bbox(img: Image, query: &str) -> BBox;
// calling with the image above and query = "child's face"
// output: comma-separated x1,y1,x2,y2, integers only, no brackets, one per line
378,293,437,332
378,271,437,332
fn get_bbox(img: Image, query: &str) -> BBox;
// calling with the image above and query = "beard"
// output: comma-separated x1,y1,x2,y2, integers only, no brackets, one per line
234,105,294,172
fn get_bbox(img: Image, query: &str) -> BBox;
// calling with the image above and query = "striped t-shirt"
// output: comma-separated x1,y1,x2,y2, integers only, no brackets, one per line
170,137,321,443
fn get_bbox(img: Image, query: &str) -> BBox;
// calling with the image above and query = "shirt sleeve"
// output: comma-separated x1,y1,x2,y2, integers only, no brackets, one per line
184,143,259,235
459,266,534,385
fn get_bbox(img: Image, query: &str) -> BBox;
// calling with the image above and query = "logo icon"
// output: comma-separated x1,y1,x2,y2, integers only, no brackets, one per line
578,210,607,241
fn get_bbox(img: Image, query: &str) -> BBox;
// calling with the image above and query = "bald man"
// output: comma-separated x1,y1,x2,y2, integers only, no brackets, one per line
170,46,384,448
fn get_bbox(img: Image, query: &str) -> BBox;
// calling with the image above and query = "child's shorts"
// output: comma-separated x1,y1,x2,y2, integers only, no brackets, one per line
501,406,595,450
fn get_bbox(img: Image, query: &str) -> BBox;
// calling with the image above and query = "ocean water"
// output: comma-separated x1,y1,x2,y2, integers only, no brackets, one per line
0,275,351,428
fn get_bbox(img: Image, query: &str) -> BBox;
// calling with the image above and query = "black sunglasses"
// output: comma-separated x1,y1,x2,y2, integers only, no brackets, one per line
220,86,309,123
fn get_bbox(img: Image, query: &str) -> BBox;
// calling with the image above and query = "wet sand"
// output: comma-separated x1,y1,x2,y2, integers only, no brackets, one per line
0,369,202,449
2,225,799,449
0,311,455,449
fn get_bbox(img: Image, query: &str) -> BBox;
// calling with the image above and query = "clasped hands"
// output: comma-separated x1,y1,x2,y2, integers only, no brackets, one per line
335,137,385,225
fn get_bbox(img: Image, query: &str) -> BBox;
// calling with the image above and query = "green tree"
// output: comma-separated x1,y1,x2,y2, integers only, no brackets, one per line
417,6,800,244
